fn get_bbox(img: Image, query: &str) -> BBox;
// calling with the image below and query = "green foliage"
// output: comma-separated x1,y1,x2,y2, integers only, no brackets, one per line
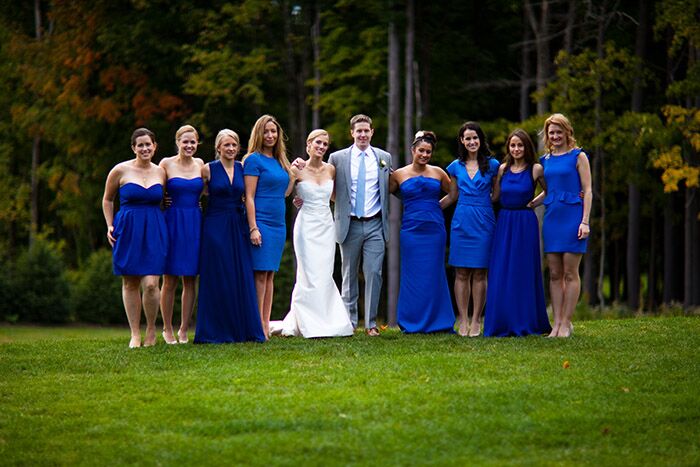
1,318,699,464
6,238,70,323
68,249,123,324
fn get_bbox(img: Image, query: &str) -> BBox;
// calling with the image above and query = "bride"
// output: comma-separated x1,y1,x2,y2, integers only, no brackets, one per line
269,130,354,338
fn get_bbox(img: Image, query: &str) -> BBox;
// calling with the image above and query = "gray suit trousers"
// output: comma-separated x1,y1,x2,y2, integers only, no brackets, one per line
339,217,385,329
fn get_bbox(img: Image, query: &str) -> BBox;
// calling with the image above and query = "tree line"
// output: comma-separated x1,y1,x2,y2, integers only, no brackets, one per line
0,0,698,323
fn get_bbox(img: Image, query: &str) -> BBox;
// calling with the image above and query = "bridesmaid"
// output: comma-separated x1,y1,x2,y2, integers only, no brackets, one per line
102,128,168,348
441,122,499,337
533,114,592,338
194,129,265,344
390,131,455,333
159,125,204,344
244,115,294,339
483,129,551,337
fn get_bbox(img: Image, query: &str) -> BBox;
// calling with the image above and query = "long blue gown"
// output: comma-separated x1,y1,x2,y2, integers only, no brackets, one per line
484,167,551,337
164,177,203,276
446,158,500,268
243,152,289,271
397,176,455,333
194,160,265,344
112,183,168,276
542,148,587,253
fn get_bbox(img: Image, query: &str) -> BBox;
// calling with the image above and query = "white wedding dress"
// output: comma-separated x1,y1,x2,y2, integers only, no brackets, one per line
270,180,354,338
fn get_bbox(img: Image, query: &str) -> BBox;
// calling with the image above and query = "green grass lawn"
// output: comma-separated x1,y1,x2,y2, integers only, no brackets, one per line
1,317,699,466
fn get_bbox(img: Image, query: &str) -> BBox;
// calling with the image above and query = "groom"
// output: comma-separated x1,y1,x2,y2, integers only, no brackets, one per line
329,114,392,336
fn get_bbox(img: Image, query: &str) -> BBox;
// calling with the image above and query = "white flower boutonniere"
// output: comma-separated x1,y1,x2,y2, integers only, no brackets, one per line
380,159,388,169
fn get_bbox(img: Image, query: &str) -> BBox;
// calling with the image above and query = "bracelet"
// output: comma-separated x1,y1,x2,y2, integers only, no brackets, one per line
580,221,589,226
250,227,259,234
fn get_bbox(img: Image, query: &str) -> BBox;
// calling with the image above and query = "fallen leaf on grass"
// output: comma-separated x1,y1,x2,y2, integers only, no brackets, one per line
380,325,388,331
621,387,630,393
562,360,570,369
601,427,610,435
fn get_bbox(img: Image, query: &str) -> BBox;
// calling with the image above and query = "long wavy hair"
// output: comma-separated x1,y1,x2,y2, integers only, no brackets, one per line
244,114,290,171
541,113,577,154
503,129,538,169
456,121,492,174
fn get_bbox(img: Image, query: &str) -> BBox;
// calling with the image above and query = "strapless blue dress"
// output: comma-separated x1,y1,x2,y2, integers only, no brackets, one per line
484,167,551,337
112,183,168,276
164,177,203,276
397,176,455,333
194,161,265,344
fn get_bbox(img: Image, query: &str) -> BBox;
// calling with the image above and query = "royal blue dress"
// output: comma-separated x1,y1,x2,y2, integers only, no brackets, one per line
164,177,203,276
243,152,289,271
484,167,551,337
194,161,265,344
112,183,168,276
542,148,587,253
397,177,455,333
446,157,500,268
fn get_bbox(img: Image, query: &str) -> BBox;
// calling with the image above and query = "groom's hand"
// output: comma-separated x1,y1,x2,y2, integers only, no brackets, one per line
293,196,303,209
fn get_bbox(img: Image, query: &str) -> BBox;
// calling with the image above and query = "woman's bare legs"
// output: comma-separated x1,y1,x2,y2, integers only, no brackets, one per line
160,274,178,344
141,275,161,346
254,271,270,339
178,276,197,343
558,253,583,337
122,276,143,348
546,253,565,337
454,268,472,336
470,268,487,336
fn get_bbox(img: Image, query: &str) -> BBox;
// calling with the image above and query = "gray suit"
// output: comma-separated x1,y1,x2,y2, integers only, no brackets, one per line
329,145,392,329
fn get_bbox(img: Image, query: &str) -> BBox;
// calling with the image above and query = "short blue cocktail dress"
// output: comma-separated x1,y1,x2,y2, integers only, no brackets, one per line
111,183,168,276
164,177,203,276
243,152,289,271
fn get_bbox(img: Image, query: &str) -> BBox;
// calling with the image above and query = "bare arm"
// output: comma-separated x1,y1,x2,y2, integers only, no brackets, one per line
528,163,546,208
440,177,458,210
577,152,592,239
201,164,211,196
284,169,296,197
102,166,122,247
244,175,262,246
491,164,506,203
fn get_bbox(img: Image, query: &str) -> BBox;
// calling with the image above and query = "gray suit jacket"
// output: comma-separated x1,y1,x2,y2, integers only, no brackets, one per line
329,145,392,244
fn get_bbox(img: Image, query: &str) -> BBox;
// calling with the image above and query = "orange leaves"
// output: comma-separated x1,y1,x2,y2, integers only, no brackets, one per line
133,89,188,125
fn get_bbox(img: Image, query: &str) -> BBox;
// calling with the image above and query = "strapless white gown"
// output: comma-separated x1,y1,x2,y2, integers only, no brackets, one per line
270,180,353,338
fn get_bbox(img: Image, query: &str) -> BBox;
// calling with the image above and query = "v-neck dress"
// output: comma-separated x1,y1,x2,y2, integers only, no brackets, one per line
194,160,265,344
446,157,499,268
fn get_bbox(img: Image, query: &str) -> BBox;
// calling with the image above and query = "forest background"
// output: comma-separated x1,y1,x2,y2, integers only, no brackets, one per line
1,0,698,326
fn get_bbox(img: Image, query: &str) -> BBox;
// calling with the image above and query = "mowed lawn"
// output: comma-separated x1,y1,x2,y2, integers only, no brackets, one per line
0,317,698,466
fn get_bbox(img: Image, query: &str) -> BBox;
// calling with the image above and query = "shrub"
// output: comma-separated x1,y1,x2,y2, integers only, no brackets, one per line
10,239,70,323
70,249,123,324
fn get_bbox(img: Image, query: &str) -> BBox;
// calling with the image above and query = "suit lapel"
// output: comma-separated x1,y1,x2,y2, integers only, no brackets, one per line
371,146,386,202
344,147,352,200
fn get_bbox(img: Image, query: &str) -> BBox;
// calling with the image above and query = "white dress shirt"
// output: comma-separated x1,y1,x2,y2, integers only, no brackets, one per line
350,145,381,217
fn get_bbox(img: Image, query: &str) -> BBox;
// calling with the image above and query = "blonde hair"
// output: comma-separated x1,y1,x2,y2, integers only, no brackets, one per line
175,124,199,143
306,129,329,145
214,129,240,160
244,114,290,171
542,113,577,153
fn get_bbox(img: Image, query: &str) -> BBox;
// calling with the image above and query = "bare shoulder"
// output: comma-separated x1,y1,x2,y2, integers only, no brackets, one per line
324,162,336,176
194,157,205,167
159,155,176,168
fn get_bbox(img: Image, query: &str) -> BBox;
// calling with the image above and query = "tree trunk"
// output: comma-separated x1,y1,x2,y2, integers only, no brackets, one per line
647,201,657,310
386,18,401,327
282,0,304,157
519,6,531,121
403,0,415,164
594,18,606,308
30,0,43,247
626,0,648,310
311,2,321,130
524,0,550,115
662,195,678,304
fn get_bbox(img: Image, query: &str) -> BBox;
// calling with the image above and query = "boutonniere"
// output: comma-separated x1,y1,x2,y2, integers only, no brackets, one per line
380,159,388,169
